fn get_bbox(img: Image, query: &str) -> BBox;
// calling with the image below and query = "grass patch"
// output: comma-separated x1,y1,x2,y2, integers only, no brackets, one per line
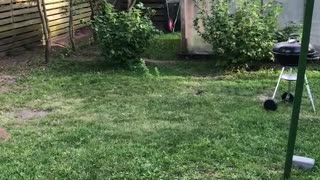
143,33,181,60
0,34,320,179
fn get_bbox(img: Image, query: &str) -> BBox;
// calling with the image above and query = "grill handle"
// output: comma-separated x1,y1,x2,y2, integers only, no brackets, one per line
288,33,300,43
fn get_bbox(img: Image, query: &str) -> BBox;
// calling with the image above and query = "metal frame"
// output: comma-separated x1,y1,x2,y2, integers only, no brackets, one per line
272,67,316,113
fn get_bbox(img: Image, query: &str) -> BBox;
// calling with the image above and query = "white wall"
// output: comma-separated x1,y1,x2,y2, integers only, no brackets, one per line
189,0,213,54
277,0,304,26
311,0,320,50
183,0,320,54
279,0,320,50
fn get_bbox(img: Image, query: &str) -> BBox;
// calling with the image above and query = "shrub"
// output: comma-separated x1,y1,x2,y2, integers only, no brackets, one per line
194,0,282,67
274,22,303,42
92,2,158,69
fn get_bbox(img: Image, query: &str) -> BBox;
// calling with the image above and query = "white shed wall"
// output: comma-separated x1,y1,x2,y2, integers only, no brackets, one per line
182,0,320,54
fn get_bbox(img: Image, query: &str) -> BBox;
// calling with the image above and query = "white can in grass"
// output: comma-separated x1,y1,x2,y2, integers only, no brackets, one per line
292,155,315,170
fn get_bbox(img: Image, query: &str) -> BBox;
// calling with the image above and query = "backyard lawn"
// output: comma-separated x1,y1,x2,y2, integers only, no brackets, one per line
1,33,320,179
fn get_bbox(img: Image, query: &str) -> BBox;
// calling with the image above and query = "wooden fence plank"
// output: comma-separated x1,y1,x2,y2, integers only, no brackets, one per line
46,3,90,16
45,0,65,4
0,24,41,39
48,7,91,21
13,7,38,16
0,18,41,32
51,23,86,37
12,1,37,10
0,0,165,55
0,6,38,19
0,0,73,6
0,2,89,19
49,17,89,33
49,12,91,26
0,35,42,52
0,0,91,21
0,18,12,26
0,0,11,5
0,30,41,46
0,5,12,13
46,2,69,10
0,12,40,26
14,12,39,22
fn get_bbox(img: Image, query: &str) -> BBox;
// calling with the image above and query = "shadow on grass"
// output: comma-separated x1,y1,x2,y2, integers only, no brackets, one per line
42,44,222,78
45,57,229,78
41,32,269,78
48,59,115,75
44,55,281,79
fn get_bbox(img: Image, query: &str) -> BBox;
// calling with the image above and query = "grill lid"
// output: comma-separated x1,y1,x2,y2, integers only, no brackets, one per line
272,34,316,56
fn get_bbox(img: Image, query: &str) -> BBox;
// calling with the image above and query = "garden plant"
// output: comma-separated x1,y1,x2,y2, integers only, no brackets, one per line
194,0,282,66
92,2,158,70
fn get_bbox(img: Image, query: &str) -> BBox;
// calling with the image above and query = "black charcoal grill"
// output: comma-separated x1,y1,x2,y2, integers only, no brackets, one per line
263,34,319,112
272,34,319,66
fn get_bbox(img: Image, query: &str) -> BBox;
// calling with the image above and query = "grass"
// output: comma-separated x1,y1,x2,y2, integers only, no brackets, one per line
0,33,320,179
143,32,181,60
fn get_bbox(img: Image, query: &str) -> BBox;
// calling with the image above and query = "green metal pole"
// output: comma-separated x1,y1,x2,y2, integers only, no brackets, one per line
283,0,315,179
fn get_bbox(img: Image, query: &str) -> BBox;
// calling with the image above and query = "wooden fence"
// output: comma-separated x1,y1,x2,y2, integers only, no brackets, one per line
0,0,166,56
0,0,91,56
142,0,166,30
118,0,166,29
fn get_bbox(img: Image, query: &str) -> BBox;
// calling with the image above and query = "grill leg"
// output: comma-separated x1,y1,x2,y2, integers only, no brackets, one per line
305,75,316,113
288,68,293,93
285,68,293,100
272,67,285,99
288,81,292,94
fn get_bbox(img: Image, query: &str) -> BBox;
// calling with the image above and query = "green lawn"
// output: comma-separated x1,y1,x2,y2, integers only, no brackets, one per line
143,33,181,60
0,34,320,179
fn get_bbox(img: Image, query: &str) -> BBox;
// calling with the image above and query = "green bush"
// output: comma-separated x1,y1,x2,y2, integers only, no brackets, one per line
274,22,303,42
194,0,282,67
92,2,158,69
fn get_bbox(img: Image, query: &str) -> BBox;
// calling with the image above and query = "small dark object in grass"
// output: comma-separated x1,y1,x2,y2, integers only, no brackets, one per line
195,89,205,96
264,99,278,111
244,62,265,72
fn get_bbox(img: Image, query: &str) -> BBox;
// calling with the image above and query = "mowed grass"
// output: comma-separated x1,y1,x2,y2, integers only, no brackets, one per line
0,34,320,179
143,32,181,60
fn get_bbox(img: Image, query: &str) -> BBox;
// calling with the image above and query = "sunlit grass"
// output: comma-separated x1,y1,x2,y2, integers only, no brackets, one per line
0,33,320,179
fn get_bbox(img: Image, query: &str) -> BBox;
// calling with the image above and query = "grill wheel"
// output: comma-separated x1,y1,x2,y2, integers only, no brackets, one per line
281,92,294,102
264,99,278,111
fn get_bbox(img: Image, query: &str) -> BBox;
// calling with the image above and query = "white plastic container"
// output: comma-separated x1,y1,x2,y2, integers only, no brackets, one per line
293,155,315,169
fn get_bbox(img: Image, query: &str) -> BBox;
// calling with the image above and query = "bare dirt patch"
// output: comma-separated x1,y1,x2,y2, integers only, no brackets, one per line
0,27,93,72
9,108,51,121
256,87,275,103
257,94,271,102
144,59,179,64
0,127,9,141
0,74,16,93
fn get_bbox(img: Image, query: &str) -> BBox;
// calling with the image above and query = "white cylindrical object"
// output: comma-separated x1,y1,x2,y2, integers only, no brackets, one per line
293,155,315,169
